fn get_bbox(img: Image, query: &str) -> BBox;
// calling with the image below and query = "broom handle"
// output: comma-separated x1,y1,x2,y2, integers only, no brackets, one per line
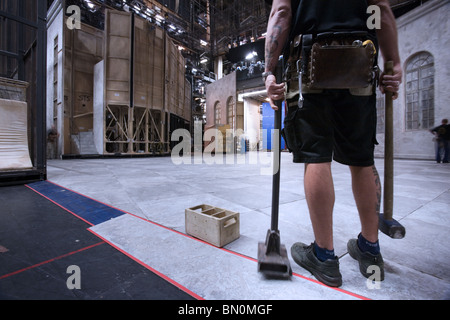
383,61,394,221
271,61,283,231
271,101,282,231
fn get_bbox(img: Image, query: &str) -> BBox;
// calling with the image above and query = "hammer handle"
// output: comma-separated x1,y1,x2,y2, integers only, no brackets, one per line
383,61,394,220
270,59,283,231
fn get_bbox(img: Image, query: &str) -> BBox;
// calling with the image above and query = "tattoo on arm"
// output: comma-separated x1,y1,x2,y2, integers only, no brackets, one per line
265,25,282,72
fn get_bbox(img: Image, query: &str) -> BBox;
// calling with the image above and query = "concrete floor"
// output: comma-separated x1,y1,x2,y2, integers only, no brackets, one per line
46,152,450,300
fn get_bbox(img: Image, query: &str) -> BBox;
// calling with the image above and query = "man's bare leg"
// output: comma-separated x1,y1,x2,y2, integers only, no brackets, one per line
350,165,381,243
304,162,335,250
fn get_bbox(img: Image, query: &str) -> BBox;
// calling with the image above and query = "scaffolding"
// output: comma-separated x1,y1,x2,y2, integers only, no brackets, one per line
210,0,270,56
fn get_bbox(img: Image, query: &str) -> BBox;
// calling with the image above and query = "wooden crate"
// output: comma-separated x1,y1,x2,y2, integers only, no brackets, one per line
185,204,240,247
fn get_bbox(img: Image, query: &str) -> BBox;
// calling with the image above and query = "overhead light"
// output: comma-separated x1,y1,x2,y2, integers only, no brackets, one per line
200,58,208,64
85,0,95,9
245,51,258,60
200,40,208,46
238,89,267,101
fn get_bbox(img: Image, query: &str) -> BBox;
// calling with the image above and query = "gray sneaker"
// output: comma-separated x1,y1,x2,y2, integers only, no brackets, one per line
347,239,384,281
291,242,342,287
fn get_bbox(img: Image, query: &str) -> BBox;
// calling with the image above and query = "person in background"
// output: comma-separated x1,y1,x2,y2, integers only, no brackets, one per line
47,126,59,159
430,118,450,163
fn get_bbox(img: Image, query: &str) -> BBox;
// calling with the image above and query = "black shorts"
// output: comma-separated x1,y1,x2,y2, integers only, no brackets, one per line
283,90,378,167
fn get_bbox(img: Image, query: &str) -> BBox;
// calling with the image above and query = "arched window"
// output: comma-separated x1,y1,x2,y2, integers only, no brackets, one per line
226,96,235,129
214,101,221,125
405,52,434,130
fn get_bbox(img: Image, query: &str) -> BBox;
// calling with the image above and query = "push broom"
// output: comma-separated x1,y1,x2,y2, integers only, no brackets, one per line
257,60,292,279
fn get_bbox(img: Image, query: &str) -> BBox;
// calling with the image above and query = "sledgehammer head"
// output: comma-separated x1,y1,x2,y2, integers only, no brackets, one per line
379,213,406,239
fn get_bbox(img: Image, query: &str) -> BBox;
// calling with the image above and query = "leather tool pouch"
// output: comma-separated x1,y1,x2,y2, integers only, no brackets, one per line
307,41,376,89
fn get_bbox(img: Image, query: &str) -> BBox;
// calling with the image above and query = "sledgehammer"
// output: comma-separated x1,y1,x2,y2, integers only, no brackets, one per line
379,61,406,239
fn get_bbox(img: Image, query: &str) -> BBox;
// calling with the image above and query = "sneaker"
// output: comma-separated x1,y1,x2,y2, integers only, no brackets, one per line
347,239,384,281
291,242,342,287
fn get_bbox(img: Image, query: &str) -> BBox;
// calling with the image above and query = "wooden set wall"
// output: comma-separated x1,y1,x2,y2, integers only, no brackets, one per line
205,72,240,130
204,72,243,153
62,9,191,155
64,22,104,154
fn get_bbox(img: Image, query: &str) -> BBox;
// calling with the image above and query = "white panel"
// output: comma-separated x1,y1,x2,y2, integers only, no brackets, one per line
93,60,105,154
0,98,33,170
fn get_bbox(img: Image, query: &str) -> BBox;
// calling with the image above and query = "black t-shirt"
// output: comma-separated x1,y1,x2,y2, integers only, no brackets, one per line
290,0,373,35
266,0,373,34
267,0,377,58
432,124,450,140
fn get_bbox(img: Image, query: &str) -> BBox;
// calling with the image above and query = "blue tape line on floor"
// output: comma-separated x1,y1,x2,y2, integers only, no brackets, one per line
27,181,125,225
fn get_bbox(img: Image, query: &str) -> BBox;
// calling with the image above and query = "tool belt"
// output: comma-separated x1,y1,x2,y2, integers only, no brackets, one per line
285,32,378,92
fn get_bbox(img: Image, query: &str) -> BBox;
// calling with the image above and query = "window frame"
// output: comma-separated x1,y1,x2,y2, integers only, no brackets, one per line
404,51,435,131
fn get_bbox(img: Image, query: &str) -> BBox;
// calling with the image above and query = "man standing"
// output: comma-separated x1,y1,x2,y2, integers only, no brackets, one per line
430,119,450,163
264,0,402,287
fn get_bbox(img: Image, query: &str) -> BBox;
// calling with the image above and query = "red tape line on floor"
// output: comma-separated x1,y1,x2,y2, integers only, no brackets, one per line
88,229,204,300
0,242,104,280
122,209,371,300
29,180,370,300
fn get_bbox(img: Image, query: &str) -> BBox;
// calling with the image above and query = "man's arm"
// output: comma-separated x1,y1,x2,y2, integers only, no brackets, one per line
265,0,292,109
369,0,402,99
430,124,442,135
265,0,291,73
